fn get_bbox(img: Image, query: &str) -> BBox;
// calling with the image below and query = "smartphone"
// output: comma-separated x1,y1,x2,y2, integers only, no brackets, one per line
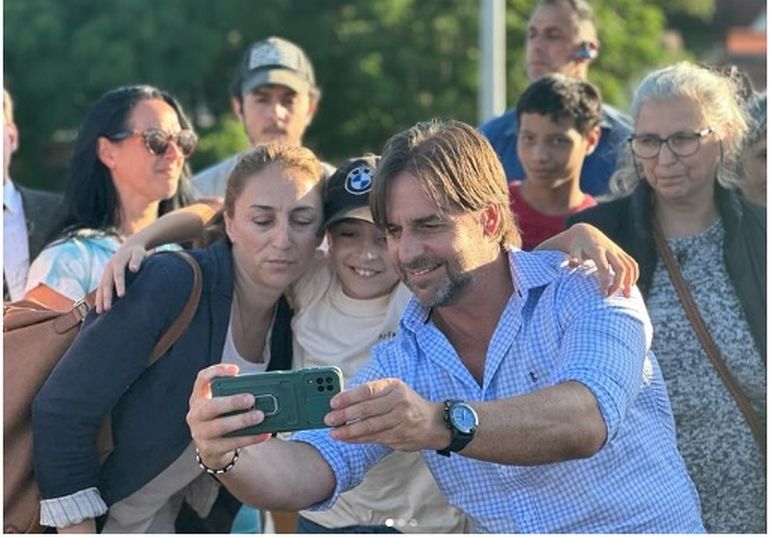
210,366,344,436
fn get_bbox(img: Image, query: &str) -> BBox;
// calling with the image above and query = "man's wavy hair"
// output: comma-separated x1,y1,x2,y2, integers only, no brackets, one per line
370,118,520,249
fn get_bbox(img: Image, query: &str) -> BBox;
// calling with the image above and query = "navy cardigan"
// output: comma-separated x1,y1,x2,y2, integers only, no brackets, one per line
568,182,766,361
32,239,293,505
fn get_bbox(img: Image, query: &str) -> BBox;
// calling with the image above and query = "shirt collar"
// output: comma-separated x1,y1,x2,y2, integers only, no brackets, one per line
3,179,23,215
400,248,564,334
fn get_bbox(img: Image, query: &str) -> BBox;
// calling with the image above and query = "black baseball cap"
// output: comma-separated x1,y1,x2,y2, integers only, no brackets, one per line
237,36,316,96
323,155,380,229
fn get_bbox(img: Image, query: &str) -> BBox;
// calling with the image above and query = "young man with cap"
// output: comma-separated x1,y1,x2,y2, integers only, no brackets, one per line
193,36,330,199
479,0,630,196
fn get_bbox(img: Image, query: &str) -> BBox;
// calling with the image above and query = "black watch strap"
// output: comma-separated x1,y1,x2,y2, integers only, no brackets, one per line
437,400,476,457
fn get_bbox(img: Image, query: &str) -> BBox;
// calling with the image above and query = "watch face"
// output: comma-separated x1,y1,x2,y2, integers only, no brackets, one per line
450,403,477,434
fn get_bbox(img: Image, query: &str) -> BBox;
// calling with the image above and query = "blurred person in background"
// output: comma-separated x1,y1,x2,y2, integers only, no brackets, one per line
569,61,765,533
479,0,630,196
193,36,332,199
508,73,600,249
3,87,62,302
738,91,766,206
23,85,195,310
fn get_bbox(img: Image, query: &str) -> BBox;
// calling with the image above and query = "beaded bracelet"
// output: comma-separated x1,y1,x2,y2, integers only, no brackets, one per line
196,448,240,475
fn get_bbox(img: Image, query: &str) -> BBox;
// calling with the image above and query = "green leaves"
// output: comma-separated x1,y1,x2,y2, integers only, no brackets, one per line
5,0,706,191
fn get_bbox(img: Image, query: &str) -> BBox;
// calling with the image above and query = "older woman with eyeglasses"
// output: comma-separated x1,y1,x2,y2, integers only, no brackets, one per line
569,62,765,533
24,85,196,310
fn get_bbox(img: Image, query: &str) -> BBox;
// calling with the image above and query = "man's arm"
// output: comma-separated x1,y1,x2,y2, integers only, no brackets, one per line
188,364,336,510
325,281,649,466
324,378,605,465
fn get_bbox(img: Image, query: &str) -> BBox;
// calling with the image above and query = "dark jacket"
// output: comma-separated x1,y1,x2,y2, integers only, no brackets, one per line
32,239,293,505
568,182,766,360
17,184,63,262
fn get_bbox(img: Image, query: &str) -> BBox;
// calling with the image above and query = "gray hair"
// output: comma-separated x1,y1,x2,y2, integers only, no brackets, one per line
537,0,595,26
741,91,767,154
611,61,749,196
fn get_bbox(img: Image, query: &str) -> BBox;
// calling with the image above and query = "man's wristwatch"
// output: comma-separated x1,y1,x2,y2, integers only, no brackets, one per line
437,400,478,457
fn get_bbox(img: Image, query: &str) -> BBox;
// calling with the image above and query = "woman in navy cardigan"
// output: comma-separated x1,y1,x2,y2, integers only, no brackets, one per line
31,144,325,532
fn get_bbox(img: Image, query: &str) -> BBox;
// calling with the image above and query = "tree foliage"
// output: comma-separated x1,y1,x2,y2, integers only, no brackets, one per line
5,0,695,191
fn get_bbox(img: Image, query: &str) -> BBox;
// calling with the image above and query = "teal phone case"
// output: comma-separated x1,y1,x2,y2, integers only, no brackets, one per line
210,366,344,436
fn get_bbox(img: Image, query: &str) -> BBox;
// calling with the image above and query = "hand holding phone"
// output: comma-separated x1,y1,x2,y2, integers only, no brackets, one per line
210,366,344,436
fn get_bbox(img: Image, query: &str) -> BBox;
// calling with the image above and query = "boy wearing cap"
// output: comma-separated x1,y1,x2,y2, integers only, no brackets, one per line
193,36,330,199
509,73,600,250
291,156,468,532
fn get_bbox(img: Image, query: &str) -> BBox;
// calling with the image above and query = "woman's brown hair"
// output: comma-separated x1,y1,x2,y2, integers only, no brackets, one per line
202,144,324,246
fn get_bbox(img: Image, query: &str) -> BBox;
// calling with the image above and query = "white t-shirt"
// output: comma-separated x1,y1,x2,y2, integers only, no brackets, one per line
290,252,468,533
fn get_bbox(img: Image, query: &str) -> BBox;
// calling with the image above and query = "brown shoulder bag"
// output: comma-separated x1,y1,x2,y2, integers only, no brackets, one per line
3,251,202,533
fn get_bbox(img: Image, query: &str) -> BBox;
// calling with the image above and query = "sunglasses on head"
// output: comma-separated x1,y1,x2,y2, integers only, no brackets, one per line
108,127,198,157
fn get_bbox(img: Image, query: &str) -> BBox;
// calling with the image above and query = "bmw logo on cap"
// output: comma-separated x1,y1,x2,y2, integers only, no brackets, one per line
344,165,374,195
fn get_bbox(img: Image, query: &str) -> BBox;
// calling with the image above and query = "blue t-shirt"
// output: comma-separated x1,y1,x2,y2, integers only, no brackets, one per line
479,103,631,196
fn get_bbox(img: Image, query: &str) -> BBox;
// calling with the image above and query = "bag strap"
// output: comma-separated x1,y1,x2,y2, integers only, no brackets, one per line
652,219,766,460
56,251,201,359
51,292,98,333
149,251,203,363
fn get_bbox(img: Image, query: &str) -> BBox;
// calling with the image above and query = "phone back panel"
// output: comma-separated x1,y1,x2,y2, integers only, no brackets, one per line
210,366,343,435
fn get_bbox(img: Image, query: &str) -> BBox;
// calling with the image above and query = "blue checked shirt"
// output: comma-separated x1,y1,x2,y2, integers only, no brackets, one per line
292,250,704,533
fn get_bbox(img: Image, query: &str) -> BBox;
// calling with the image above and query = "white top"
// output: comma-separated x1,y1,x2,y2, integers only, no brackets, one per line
221,311,273,374
191,154,240,198
290,252,468,533
3,179,31,301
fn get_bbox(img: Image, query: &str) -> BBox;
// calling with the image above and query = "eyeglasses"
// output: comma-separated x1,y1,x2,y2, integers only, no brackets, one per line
108,127,198,157
628,128,714,159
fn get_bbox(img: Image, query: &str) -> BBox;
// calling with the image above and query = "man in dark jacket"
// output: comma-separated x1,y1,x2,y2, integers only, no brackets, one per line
3,88,62,301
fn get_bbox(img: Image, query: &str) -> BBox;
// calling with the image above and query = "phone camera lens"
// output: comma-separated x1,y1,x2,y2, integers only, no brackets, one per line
317,386,325,392
325,377,333,384
326,385,335,391
316,378,323,384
